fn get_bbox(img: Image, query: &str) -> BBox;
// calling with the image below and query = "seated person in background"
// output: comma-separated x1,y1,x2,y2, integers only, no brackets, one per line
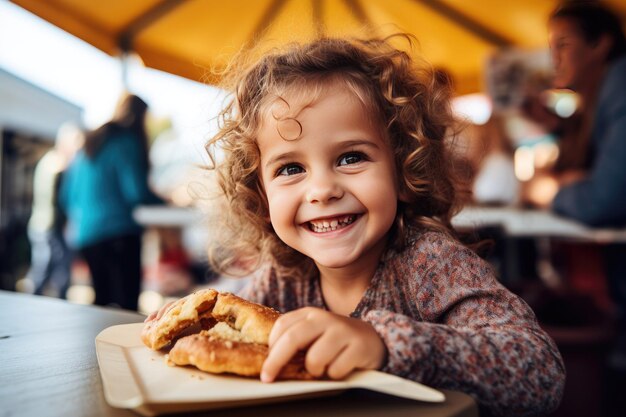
547,2,626,226
546,2,626,371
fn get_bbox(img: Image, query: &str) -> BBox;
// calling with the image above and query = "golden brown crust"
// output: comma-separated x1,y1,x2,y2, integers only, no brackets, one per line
169,333,312,380
141,289,218,350
142,289,314,380
211,292,280,345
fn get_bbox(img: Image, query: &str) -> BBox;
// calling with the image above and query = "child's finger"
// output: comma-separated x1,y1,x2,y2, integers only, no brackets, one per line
268,307,317,347
144,311,157,322
304,331,348,377
325,343,361,380
155,301,174,320
262,320,324,382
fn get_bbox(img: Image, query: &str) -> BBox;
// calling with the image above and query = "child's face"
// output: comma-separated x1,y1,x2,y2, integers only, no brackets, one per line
257,84,399,272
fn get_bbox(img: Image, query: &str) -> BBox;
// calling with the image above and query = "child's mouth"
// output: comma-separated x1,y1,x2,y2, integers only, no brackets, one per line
307,215,357,233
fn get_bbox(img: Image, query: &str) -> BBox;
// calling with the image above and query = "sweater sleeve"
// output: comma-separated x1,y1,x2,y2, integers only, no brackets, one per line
362,238,565,417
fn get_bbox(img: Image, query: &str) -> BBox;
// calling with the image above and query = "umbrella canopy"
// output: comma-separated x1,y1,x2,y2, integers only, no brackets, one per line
11,0,626,95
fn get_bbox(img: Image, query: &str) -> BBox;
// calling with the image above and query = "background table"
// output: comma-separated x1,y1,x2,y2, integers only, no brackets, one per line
0,291,478,417
453,206,626,243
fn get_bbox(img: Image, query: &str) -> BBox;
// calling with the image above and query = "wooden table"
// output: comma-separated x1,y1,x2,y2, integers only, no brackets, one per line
0,291,478,417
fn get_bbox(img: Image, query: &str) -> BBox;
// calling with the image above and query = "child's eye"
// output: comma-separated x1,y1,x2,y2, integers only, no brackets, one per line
338,152,365,166
277,164,304,176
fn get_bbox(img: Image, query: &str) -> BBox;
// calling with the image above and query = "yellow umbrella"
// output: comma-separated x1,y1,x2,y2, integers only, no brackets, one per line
10,0,626,95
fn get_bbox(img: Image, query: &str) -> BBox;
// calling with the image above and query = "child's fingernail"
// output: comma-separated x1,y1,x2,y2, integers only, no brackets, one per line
261,371,271,383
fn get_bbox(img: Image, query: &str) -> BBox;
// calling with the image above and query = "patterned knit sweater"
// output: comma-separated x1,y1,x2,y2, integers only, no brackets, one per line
239,230,565,416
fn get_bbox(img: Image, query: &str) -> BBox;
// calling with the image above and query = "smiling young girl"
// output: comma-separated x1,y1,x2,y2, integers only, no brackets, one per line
197,37,566,415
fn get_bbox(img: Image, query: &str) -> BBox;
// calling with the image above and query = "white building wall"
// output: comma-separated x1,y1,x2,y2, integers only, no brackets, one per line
0,68,82,139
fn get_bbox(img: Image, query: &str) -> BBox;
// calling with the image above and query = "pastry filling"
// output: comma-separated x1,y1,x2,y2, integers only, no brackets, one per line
205,321,254,344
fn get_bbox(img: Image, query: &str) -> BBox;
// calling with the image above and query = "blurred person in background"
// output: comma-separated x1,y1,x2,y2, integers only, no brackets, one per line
26,122,84,298
60,94,164,311
546,2,626,372
547,2,626,225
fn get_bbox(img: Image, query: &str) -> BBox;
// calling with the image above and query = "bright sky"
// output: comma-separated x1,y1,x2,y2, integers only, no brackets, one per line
0,0,224,161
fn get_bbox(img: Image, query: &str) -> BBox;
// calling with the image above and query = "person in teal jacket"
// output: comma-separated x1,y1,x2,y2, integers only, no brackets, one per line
60,94,163,310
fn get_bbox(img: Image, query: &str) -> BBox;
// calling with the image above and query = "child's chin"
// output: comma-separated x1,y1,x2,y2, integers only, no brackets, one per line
310,254,358,270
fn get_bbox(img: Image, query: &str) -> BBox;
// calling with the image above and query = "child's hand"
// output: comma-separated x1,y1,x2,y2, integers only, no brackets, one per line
261,307,386,382
143,300,174,322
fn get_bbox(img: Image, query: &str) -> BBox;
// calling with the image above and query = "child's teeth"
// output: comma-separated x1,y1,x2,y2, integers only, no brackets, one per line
309,215,357,233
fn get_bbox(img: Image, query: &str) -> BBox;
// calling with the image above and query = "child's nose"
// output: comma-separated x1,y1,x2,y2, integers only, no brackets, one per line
305,172,343,204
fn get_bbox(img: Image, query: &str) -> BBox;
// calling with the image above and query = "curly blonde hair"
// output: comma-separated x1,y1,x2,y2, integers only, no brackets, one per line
206,35,463,279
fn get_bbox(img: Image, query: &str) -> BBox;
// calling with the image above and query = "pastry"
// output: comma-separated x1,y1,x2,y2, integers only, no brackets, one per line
141,288,218,350
142,289,311,379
